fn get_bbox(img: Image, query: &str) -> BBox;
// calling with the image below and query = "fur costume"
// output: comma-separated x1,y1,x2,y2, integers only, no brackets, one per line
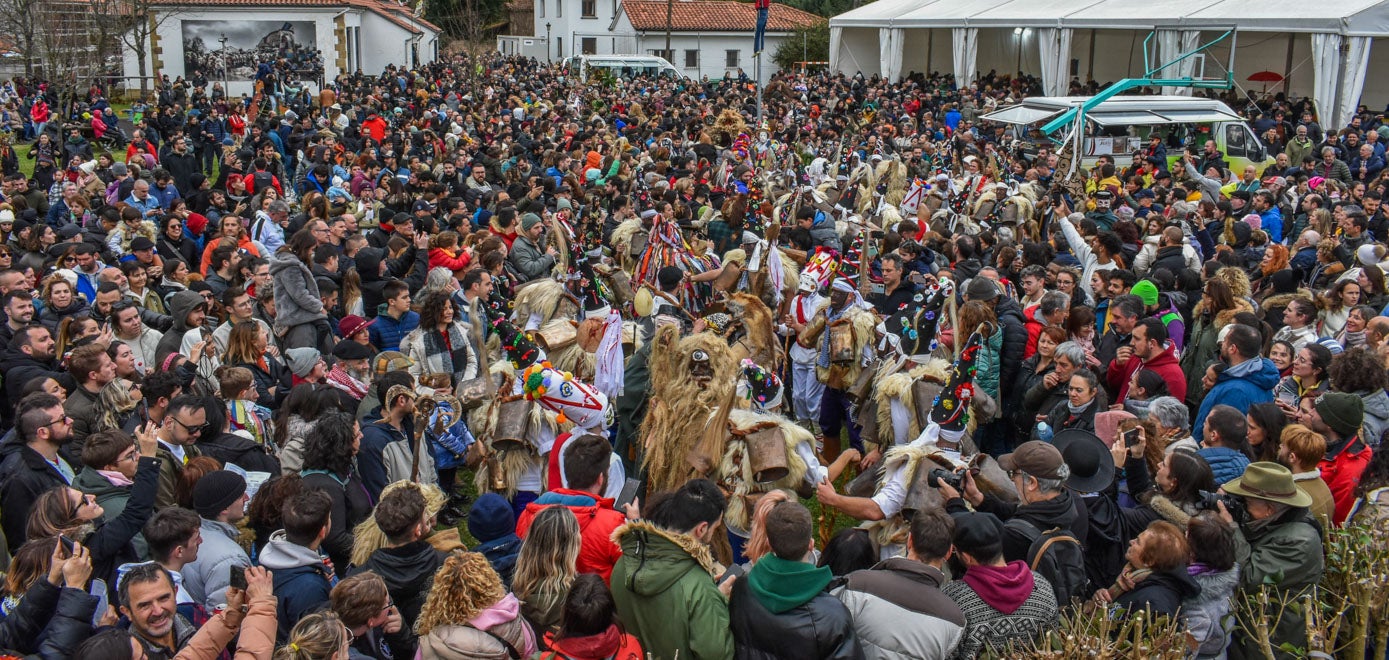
721,292,785,371
867,441,966,548
512,278,578,330
797,301,879,390
870,357,952,447
720,248,800,298
641,324,738,494
609,217,646,271
717,408,810,534
877,158,909,209
468,359,569,499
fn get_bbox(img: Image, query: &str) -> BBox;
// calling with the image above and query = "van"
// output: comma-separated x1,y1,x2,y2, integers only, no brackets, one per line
562,55,684,82
982,95,1272,176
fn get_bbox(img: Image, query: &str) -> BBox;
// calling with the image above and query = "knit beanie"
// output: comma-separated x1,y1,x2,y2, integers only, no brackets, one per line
192,471,247,519
1131,280,1159,307
285,347,322,378
521,213,543,231
1315,392,1365,437
467,493,516,542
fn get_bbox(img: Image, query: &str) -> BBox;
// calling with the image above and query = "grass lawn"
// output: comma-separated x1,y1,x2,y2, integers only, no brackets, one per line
17,101,135,181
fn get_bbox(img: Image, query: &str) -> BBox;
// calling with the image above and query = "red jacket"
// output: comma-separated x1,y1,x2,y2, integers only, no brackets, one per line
1108,343,1187,404
1320,437,1372,526
428,247,471,272
1023,305,1043,359
515,487,624,583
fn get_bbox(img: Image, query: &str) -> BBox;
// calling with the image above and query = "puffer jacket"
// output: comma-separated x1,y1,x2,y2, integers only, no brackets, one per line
993,297,1027,398
1231,508,1323,660
1199,447,1252,486
610,520,734,660
259,530,333,644
1357,388,1389,447
729,555,860,660
515,488,624,583
0,579,97,660
1184,565,1240,659
417,593,538,660
369,307,420,353
1192,357,1279,443
269,250,325,332
180,517,251,611
832,558,964,659
39,296,90,333
508,235,554,282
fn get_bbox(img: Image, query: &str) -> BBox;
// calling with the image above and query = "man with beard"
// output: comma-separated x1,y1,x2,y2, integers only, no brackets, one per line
0,288,36,347
0,325,61,428
0,393,76,552
211,287,276,356
325,340,374,412
797,279,877,459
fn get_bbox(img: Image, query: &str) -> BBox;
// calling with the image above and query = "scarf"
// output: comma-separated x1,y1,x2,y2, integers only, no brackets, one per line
97,469,134,487
325,365,370,400
421,323,471,377
1067,398,1095,415
747,555,834,614
228,399,270,446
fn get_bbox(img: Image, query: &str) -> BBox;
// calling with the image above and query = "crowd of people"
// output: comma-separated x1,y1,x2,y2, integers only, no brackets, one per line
0,51,1381,660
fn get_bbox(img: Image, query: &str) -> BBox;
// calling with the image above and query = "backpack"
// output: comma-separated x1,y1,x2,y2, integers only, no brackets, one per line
1005,517,1088,608
252,169,274,193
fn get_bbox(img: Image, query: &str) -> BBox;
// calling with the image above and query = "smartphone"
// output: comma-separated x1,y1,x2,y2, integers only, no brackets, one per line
719,563,746,585
614,478,642,511
229,565,247,591
89,578,109,627
137,399,149,425
58,534,75,556
1123,428,1141,447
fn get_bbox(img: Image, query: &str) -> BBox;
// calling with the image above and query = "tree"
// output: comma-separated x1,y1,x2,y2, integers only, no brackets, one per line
0,0,40,77
772,22,828,72
107,0,184,98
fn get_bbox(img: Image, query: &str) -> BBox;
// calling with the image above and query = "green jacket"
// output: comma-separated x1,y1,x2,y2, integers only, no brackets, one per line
1229,507,1324,660
610,521,733,660
73,467,148,558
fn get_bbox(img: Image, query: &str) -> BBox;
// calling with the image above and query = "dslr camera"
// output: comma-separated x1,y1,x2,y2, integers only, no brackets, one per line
1195,490,1248,524
928,468,964,490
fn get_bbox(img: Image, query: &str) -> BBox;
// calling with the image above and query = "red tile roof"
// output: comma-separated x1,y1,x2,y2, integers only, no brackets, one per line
622,0,823,32
149,0,441,34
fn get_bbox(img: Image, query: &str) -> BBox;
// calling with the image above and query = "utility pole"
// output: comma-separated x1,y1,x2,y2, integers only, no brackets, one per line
665,0,672,59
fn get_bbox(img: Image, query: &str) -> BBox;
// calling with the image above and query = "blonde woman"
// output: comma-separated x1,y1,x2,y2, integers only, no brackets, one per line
513,507,580,637
277,611,351,660
416,551,538,659
97,378,142,431
350,482,463,567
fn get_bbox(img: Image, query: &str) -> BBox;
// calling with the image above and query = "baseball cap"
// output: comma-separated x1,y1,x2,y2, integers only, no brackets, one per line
999,441,1068,481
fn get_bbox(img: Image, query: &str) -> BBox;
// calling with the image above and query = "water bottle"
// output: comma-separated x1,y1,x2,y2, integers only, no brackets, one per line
1036,421,1054,442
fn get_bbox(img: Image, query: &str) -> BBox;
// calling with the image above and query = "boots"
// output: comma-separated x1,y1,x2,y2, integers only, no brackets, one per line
438,491,471,528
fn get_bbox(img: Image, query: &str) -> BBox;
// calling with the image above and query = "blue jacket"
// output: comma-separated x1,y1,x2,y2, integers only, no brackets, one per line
369,307,419,353
259,532,333,645
1192,357,1279,441
1290,246,1317,274
1198,446,1251,486
1259,206,1283,243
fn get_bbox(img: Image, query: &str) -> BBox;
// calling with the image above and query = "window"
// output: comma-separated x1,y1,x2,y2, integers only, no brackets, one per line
582,37,596,54
651,48,673,62
1225,123,1248,158
556,0,562,17
539,0,544,17
725,49,739,68
685,49,698,68
582,0,596,16
557,36,563,57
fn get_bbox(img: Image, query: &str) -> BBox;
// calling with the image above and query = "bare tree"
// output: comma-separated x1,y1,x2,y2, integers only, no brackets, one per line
105,0,185,98
0,0,43,77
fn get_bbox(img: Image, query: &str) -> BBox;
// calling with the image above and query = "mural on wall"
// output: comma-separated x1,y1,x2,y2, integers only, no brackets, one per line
182,21,324,82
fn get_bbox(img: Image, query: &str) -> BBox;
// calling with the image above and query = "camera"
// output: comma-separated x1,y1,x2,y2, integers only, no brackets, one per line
928,468,963,490
1195,490,1248,524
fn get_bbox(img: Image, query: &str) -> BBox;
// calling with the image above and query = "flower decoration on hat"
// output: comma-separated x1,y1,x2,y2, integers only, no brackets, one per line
930,329,985,432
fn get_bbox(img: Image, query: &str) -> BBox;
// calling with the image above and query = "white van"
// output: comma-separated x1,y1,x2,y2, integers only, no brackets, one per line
563,55,684,82
982,95,1271,174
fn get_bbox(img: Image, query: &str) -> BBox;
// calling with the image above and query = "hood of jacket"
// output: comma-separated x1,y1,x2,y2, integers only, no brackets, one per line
613,520,720,597
1361,389,1389,423
746,555,833,614
258,530,325,571
1219,356,1281,392
167,289,205,332
355,247,386,284
269,249,311,278
961,560,1036,614
544,624,625,659
470,592,524,630
1139,567,1203,601
1186,565,1239,606
1018,487,1080,530
361,540,442,588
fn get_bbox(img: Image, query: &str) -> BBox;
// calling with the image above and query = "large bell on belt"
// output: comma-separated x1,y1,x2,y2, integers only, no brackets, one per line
745,426,789,483
492,397,532,451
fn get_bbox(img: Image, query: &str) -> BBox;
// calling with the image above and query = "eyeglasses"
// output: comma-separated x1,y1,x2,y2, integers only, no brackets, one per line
343,624,355,646
43,414,72,428
170,417,208,435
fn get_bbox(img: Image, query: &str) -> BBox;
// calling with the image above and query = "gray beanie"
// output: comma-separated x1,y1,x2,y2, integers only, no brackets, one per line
285,347,322,378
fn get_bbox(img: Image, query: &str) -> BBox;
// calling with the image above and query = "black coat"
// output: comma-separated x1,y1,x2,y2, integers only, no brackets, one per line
81,456,160,599
0,579,98,659
355,540,447,630
994,297,1028,400
302,470,374,578
196,432,280,474
728,577,862,660
1111,568,1202,618
0,442,71,553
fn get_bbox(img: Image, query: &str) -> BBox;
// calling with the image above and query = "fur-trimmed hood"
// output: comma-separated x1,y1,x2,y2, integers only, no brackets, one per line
1192,297,1254,329
612,520,721,596
1147,494,1199,528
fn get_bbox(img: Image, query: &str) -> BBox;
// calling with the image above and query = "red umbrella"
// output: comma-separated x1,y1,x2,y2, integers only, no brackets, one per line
1247,71,1284,92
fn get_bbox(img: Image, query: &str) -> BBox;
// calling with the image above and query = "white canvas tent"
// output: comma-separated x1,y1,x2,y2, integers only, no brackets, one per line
829,0,1389,129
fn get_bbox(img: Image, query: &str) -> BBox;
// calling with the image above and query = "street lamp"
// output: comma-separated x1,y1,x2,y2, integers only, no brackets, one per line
218,34,228,92
546,22,552,61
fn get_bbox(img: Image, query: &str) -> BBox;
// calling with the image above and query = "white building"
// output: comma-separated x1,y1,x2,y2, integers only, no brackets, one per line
122,0,442,98
498,0,823,82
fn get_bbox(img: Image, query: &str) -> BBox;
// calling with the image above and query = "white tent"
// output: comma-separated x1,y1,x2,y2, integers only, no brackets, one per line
829,0,1389,129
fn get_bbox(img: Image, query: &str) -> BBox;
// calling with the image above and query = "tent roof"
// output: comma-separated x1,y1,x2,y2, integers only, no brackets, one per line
831,0,1389,35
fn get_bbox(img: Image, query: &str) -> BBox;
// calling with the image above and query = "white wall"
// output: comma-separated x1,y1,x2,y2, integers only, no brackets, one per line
635,32,789,83
531,0,626,58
